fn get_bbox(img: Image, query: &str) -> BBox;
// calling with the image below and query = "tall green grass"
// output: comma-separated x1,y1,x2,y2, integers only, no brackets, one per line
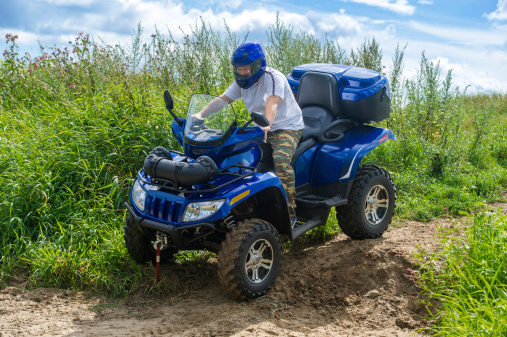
1,18,506,302
415,210,507,336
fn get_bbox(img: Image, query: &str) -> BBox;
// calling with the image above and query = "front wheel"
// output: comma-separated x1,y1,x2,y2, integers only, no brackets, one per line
217,219,282,300
336,165,396,239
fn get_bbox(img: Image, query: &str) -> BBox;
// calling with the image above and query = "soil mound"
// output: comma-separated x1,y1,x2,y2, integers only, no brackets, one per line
1,217,460,337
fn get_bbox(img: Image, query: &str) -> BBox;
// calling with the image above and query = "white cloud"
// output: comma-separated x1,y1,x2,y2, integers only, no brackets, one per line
392,39,507,93
307,10,362,35
417,0,433,4
0,28,43,48
431,56,464,74
408,20,505,47
486,0,507,21
432,56,506,93
339,0,415,15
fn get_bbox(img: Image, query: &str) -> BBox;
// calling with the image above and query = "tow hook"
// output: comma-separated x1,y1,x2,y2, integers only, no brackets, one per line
152,240,162,283
152,232,168,250
152,233,169,283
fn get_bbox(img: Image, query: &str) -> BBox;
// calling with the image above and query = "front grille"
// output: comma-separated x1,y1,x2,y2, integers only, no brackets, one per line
146,196,182,222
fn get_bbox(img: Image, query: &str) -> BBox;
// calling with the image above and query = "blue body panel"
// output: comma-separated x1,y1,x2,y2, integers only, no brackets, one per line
294,143,322,187
294,126,395,187
173,119,265,169
316,126,394,185
339,66,389,102
130,170,286,228
171,119,185,146
287,63,351,93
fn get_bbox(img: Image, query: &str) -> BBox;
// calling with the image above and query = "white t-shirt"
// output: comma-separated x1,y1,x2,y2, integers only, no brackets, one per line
224,67,304,131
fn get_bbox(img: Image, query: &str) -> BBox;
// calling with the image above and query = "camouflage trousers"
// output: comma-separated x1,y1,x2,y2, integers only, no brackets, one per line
267,129,304,218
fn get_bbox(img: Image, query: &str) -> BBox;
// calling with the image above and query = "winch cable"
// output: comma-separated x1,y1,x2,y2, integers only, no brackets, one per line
156,242,161,282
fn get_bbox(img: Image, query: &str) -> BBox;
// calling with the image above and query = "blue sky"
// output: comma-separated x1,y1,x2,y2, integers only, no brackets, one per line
1,0,506,92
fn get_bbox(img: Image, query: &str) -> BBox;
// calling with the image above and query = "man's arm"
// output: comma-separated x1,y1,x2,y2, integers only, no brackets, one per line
195,94,234,118
260,95,280,139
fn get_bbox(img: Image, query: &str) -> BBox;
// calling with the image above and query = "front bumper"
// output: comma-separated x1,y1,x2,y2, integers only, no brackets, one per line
125,203,215,235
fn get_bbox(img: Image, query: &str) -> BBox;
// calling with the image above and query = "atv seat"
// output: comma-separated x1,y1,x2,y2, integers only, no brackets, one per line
291,71,345,165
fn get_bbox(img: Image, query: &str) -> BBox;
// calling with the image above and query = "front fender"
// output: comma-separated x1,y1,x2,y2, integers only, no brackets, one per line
223,172,291,235
171,119,185,147
220,171,287,212
178,171,287,226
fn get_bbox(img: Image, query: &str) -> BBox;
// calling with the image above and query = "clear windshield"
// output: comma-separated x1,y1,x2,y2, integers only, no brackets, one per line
184,94,236,144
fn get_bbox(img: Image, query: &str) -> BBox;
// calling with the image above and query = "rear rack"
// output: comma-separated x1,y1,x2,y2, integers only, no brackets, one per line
137,164,256,195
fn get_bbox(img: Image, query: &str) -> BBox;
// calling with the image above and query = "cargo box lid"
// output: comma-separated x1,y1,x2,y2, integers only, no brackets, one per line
287,63,388,101
287,63,382,85
288,63,351,80
340,67,382,89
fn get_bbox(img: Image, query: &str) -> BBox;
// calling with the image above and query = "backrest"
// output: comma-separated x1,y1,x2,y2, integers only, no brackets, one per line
297,71,342,118
297,71,342,142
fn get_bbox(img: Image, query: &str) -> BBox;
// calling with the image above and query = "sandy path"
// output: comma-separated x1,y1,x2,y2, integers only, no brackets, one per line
2,203,506,337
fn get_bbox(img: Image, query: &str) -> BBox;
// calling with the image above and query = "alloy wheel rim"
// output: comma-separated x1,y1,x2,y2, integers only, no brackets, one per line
364,184,389,225
245,239,273,284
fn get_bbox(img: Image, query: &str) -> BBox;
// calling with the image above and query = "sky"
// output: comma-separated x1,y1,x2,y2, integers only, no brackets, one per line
1,0,506,93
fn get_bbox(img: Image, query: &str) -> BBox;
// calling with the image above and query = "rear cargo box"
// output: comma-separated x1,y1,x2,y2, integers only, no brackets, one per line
287,63,391,123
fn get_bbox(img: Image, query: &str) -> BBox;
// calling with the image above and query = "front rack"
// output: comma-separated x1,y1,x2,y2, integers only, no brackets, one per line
137,164,256,195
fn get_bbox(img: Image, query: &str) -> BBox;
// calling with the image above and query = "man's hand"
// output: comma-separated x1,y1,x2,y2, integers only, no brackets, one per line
192,112,203,121
260,125,270,140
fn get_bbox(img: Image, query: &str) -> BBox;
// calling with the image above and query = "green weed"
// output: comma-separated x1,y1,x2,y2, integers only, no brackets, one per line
415,210,507,336
0,18,506,312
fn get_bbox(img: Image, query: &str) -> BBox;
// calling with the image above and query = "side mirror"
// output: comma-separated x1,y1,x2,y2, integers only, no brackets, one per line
250,112,269,127
238,112,269,134
163,90,183,126
164,90,174,110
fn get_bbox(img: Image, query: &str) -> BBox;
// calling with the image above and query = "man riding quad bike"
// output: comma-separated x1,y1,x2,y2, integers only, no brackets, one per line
124,55,396,300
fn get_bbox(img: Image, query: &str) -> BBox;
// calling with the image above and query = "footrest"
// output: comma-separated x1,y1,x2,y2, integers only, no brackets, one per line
297,194,348,208
290,217,324,241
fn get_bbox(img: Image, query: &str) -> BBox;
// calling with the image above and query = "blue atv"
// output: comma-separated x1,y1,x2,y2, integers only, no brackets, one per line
124,64,397,300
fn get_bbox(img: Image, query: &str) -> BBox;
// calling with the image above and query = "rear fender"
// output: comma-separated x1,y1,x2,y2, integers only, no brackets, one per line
339,127,395,181
311,126,395,186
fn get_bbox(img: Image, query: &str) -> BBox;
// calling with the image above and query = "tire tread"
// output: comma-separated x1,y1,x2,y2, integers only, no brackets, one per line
217,219,281,300
336,165,397,239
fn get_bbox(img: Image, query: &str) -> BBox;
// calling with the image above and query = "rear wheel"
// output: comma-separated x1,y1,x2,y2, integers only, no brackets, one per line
124,213,177,264
218,219,282,300
336,165,396,239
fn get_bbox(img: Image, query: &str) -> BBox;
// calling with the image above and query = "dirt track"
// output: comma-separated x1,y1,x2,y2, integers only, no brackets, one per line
3,205,505,337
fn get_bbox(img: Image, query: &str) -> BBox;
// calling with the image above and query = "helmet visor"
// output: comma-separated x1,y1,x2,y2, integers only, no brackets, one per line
232,58,262,82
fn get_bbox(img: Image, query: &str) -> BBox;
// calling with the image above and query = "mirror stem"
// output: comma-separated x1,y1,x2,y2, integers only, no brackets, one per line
238,118,254,134
167,106,183,126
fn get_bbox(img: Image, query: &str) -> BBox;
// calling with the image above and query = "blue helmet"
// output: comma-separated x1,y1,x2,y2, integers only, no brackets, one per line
231,42,267,89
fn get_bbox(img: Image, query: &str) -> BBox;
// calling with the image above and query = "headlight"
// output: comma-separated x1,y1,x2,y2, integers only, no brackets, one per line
132,179,146,212
183,199,225,222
